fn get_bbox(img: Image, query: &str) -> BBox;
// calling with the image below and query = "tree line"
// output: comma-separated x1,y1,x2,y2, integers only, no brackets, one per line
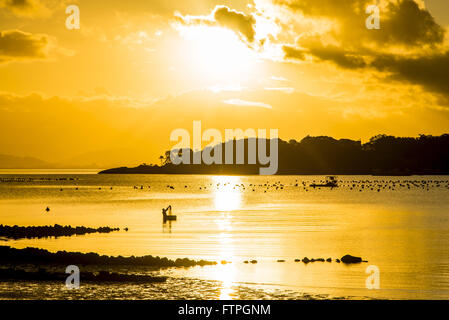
100,134,449,175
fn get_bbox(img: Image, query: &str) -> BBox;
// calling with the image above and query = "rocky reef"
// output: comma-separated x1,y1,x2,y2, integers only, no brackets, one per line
0,224,120,240
0,246,216,268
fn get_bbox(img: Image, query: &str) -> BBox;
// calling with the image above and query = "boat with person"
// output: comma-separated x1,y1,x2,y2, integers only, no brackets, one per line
162,205,177,221
310,176,339,188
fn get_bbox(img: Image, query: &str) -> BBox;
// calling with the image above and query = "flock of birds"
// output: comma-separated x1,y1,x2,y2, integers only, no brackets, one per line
30,177,449,214
45,178,449,194
135,178,449,193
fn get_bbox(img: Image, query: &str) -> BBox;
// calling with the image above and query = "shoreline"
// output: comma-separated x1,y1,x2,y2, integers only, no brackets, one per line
0,267,167,284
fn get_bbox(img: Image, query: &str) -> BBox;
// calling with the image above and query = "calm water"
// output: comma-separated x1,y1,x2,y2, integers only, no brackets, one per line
1,172,449,299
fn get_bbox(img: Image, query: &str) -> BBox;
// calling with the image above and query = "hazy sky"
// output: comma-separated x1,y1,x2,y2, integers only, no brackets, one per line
0,0,449,166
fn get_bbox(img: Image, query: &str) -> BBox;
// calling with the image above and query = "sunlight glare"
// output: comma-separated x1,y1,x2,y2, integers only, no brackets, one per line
213,176,242,212
177,26,257,81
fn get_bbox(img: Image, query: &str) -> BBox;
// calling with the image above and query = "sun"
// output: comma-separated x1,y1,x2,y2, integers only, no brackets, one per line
176,25,258,82
213,176,242,212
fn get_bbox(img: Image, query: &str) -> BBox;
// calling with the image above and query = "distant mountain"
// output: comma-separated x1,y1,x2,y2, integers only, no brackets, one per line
0,148,149,170
0,154,55,169
60,148,150,169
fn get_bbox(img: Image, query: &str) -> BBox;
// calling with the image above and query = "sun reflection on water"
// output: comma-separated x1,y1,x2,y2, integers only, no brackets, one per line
216,258,237,300
216,228,237,299
213,176,242,212
219,268,236,300
211,176,241,299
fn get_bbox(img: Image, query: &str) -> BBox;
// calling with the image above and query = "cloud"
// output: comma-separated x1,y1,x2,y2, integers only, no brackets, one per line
265,87,295,94
308,45,366,69
274,1,449,99
276,0,445,47
0,0,50,17
283,45,306,61
375,0,445,46
2,0,35,10
0,29,54,62
222,98,273,109
284,41,449,101
176,5,257,43
283,42,367,69
270,76,289,81
371,51,449,101
213,6,256,42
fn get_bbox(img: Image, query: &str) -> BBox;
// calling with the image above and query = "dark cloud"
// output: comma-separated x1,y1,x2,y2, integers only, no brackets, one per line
213,6,256,42
276,0,445,47
0,0,42,15
3,0,34,9
283,41,367,69
278,0,448,99
308,44,367,69
371,51,449,99
176,5,257,43
376,0,445,46
0,29,50,62
285,40,449,100
283,45,306,60
275,0,370,18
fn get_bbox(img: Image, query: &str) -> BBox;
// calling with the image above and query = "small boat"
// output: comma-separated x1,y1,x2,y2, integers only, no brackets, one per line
163,214,177,221
310,176,338,188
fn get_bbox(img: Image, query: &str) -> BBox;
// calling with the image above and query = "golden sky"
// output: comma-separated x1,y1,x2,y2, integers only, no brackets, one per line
0,0,449,167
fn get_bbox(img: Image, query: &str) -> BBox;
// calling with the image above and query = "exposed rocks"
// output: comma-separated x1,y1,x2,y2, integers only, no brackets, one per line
0,224,120,240
0,246,216,268
341,255,363,264
300,255,363,264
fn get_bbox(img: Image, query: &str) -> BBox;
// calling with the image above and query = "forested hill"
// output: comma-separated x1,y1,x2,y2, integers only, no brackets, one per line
99,134,449,175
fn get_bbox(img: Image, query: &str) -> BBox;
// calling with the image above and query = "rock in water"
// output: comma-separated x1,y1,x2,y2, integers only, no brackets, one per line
341,255,362,264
